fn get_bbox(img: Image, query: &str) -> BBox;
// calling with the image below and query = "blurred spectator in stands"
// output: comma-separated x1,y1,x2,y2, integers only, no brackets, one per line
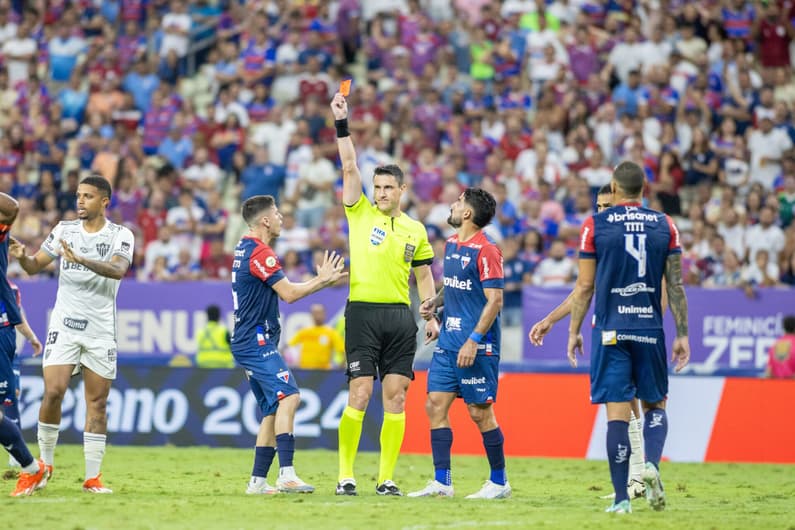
198,189,227,258
705,249,744,289
239,144,285,203
142,225,180,280
281,249,309,282
274,205,310,257
166,188,204,259
158,113,193,169
168,247,202,281
779,175,795,228
743,249,781,292
501,236,527,327
210,113,245,171
2,21,37,85
765,315,795,379
781,252,795,286
287,304,344,370
201,239,233,281
749,108,793,190
48,20,85,84
295,143,336,228
533,239,575,286
184,145,222,197
159,0,192,61
746,205,786,265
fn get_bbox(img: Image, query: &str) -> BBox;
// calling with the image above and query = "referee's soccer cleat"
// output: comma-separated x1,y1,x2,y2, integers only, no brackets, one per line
246,477,278,495
642,462,666,511
628,477,646,499
335,478,357,496
407,480,454,497
465,480,512,499
605,499,632,514
10,460,47,497
83,474,113,494
375,480,403,496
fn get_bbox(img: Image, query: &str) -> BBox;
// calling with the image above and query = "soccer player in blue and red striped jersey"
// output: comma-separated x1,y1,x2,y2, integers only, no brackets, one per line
568,162,690,514
410,188,510,499
231,195,346,495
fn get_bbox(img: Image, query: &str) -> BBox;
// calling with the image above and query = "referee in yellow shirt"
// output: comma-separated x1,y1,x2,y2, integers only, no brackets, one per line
331,92,438,496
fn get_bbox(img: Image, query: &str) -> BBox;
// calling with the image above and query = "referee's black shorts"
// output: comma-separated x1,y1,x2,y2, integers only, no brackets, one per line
344,301,418,381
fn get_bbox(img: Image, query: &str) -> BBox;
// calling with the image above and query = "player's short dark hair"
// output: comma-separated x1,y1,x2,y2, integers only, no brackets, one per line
80,175,112,200
597,184,613,196
373,164,404,186
463,188,497,228
207,305,221,322
241,195,275,226
612,161,645,197
784,315,795,334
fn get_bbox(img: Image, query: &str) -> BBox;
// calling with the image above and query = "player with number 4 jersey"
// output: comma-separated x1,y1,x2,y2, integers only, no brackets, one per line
568,162,690,515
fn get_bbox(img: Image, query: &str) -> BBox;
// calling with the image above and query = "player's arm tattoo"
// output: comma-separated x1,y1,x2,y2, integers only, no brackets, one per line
77,255,131,280
664,253,689,337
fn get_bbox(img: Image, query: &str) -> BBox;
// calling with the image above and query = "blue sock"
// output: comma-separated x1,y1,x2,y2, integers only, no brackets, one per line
252,446,276,478
644,408,668,469
431,427,452,486
276,433,295,469
0,415,34,468
606,420,631,503
481,427,506,486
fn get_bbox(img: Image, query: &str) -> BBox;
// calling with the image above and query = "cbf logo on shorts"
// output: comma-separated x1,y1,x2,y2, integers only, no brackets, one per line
370,226,386,245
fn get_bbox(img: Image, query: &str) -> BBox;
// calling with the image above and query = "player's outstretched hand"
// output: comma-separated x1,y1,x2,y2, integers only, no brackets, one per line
331,93,348,120
566,332,583,368
8,236,25,259
419,297,436,320
424,318,439,345
528,318,552,346
316,250,348,285
60,238,81,264
457,339,477,368
671,336,690,373
29,335,42,357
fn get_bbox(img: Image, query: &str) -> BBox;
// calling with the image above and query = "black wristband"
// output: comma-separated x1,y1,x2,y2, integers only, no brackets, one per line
335,118,350,138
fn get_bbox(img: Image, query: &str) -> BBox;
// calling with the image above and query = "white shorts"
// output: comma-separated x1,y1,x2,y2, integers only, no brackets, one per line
42,328,117,380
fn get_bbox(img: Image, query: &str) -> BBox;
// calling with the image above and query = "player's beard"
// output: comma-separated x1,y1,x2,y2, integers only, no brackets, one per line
447,213,462,228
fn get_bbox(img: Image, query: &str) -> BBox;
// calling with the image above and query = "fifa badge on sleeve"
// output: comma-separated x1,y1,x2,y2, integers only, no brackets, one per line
403,243,416,262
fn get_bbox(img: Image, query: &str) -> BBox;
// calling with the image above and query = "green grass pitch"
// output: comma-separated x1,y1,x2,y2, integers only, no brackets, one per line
1,446,793,529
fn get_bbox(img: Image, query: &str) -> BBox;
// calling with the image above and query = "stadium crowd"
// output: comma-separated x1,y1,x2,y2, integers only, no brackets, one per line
2,0,795,316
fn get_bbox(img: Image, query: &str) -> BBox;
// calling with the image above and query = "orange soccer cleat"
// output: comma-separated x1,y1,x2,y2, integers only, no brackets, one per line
10,460,48,497
83,473,113,494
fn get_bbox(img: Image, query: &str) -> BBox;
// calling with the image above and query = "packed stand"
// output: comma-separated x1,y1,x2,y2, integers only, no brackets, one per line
2,0,794,307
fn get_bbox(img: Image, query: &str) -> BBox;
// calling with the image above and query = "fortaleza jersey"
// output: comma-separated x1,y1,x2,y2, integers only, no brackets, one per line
42,219,134,339
579,203,681,330
231,236,285,353
438,231,504,355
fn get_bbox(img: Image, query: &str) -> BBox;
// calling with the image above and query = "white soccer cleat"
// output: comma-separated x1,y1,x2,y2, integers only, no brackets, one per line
246,477,278,495
605,499,632,514
276,474,315,493
465,480,511,499
627,477,646,499
407,480,454,498
642,462,666,511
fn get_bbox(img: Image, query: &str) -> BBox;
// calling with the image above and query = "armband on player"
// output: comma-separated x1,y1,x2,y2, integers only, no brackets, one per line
335,119,350,138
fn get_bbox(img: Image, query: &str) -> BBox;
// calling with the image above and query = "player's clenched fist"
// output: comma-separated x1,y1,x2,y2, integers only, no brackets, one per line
331,93,348,120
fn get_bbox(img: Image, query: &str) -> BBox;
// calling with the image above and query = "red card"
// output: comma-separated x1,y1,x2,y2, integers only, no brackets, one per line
339,79,352,97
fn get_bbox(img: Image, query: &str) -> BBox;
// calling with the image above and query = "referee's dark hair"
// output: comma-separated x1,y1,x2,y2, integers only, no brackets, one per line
373,164,404,186
597,183,612,196
612,161,645,197
241,195,276,226
463,188,497,228
81,174,112,200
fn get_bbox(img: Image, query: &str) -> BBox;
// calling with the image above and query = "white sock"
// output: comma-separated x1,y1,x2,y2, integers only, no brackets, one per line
21,459,39,474
628,412,644,480
9,454,20,467
37,421,60,466
249,476,266,485
84,432,106,480
279,466,295,478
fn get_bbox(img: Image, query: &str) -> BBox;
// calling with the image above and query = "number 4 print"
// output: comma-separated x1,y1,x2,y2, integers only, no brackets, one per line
624,234,647,278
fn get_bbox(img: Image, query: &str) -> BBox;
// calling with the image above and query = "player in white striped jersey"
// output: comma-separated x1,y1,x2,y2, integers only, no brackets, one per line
10,175,134,494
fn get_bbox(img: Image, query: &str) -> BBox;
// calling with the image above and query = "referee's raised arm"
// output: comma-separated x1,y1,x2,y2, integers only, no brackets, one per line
331,93,362,207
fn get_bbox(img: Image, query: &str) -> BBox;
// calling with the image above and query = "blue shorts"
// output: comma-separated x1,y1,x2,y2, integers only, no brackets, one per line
233,345,300,417
0,326,17,407
590,328,668,404
427,347,499,405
